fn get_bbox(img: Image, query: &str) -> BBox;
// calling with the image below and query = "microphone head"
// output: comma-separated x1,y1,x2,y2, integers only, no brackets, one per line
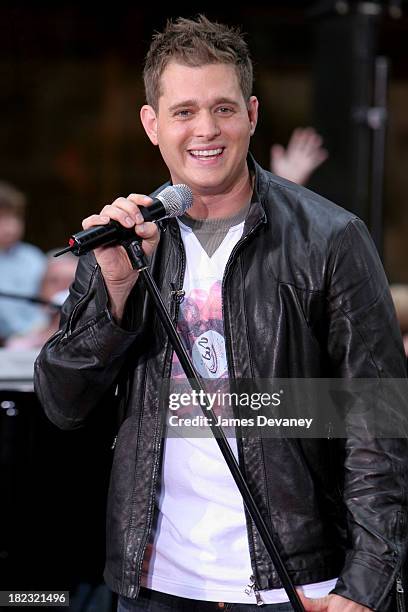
156,184,193,218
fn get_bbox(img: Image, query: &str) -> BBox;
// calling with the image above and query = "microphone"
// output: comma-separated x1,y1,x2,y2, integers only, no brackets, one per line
55,184,193,257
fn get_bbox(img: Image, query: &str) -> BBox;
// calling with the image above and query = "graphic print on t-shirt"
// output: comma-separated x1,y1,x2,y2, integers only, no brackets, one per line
169,223,242,423
172,281,228,380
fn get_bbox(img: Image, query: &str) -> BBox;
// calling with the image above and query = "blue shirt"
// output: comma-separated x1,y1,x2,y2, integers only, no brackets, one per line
0,242,46,340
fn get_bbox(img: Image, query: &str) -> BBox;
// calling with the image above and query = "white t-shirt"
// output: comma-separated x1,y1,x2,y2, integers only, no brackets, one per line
141,218,337,604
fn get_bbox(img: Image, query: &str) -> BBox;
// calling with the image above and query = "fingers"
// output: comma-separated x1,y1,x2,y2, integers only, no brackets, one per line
82,194,153,231
135,219,157,242
102,195,152,228
281,127,328,184
81,193,160,263
271,144,285,159
287,127,327,157
82,213,111,231
308,148,329,171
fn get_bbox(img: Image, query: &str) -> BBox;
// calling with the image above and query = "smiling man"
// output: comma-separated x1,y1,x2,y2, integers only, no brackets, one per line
140,60,258,216
35,15,408,612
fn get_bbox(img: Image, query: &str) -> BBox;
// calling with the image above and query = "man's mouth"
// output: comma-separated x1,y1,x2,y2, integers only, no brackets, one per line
188,147,224,160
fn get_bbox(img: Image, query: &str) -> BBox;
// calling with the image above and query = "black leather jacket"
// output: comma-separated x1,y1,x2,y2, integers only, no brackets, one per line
35,158,408,611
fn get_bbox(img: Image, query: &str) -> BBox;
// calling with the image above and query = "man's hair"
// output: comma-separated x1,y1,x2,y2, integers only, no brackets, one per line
143,15,253,111
0,181,26,218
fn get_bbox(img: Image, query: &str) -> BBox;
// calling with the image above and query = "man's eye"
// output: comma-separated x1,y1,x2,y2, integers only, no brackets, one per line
217,107,233,114
176,110,191,118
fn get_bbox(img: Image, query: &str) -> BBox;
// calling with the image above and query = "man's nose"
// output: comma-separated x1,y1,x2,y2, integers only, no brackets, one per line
194,110,221,139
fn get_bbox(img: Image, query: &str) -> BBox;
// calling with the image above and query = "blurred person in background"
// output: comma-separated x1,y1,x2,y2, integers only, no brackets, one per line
390,284,408,357
5,250,78,351
270,127,328,185
0,181,46,345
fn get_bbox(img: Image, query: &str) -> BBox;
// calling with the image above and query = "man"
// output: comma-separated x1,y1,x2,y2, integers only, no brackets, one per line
34,15,408,612
0,181,46,343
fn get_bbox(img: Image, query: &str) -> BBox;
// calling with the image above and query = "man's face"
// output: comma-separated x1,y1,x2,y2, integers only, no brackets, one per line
140,62,258,197
0,212,24,250
40,258,77,303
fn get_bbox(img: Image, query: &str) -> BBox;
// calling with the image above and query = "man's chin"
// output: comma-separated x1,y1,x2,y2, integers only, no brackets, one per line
184,176,229,196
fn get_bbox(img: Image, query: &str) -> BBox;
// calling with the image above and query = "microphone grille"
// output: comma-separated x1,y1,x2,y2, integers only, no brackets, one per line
156,184,193,218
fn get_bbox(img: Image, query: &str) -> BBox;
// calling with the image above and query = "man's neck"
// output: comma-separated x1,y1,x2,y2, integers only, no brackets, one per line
186,167,253,220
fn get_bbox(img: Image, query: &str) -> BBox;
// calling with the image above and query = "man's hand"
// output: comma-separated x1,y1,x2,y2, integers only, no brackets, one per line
270,127,328,185
82,193,160,323
297,591,373,611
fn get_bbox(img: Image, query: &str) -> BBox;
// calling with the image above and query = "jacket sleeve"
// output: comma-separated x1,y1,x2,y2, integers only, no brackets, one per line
326,219,408,610
34,252,142,430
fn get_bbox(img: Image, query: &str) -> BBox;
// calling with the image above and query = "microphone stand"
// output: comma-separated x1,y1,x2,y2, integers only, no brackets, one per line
0,291,61,310
122,237,305,612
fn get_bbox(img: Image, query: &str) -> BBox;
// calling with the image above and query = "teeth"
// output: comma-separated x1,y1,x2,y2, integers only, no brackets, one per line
190,148,223,157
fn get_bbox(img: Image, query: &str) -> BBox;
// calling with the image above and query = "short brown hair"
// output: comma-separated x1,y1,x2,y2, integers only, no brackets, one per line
0,181,26,218
143,15,254,111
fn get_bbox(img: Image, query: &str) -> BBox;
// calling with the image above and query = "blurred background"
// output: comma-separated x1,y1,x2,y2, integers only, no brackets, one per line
2,1,408,274
1,1,408,610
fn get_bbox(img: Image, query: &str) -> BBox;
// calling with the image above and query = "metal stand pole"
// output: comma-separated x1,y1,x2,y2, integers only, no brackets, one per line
123,238,305,612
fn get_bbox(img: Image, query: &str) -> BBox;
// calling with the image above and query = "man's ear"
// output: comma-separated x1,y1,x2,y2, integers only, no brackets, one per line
247,96,259,136
140,105,158,145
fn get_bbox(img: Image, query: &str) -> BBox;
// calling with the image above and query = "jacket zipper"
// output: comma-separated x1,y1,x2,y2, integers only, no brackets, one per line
327,421,333,440
396,575,405,612
221,220,263,379
130,398,164,597
221,218,265,588
244,575,265,606
63,263,99,339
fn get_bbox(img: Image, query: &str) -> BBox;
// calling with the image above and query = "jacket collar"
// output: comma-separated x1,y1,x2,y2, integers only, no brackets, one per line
156,152,268,236
245,152,267,235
